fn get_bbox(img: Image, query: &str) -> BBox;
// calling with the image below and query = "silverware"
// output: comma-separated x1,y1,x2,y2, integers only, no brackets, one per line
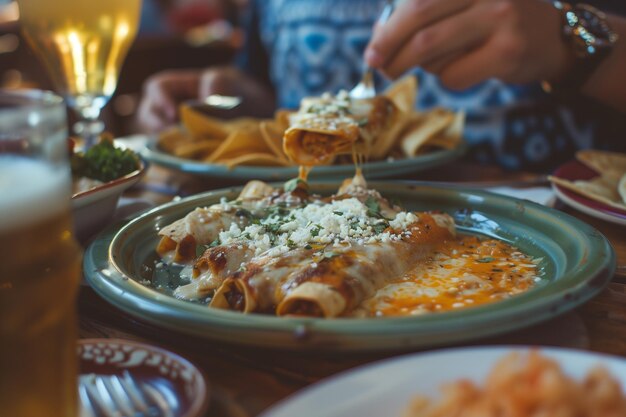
184,94,242,116
79,371,173,417
349,0,395,99
202,94,242,109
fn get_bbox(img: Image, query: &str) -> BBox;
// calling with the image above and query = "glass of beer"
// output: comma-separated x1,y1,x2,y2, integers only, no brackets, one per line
16,0,142,147
0,90,82,417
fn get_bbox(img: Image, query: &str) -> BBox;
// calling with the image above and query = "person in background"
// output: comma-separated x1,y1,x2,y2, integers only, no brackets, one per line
138,0,626,172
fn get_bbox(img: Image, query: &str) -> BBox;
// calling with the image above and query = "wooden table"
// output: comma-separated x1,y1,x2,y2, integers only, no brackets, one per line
78,163,626,417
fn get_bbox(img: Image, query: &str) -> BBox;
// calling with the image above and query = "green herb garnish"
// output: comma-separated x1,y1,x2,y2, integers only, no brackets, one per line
365,196,381,218
71,137,139,182
284,178,307,193
476,257,495,263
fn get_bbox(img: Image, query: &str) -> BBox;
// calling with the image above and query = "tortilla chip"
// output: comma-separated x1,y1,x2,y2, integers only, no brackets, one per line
180,104,230,139
260,120,289,161
383,75,417,113
549,175,626,210
619,173,626,204
274,109,293,130
207,126,271,163
369,109,411,159
173,139,222,159
576,150,626,182
400,109,454,157
158,127,195,154
424,110,465,150
225,117,261,130
222,153,292,168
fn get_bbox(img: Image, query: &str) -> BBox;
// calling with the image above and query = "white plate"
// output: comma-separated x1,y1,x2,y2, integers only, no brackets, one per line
260,346,626,417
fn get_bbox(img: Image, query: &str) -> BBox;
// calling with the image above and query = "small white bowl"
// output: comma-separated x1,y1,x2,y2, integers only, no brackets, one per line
71,160,146,243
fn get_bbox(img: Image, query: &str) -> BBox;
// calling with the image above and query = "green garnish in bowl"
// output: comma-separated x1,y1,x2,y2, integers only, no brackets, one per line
71,136,140,183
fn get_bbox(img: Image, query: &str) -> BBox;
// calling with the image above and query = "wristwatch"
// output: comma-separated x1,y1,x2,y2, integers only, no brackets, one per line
542,1,618,94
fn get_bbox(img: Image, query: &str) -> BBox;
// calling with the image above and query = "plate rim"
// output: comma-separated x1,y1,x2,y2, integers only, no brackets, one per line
551,159,626,225
84,181,616,351
258,345,626,417
140,141,467,180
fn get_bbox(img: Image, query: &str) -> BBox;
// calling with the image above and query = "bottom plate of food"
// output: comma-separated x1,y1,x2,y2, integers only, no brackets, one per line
84,178,614,351
259,346,626,417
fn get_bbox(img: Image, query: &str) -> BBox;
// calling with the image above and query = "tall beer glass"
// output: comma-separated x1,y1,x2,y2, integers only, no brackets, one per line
0,90,81,417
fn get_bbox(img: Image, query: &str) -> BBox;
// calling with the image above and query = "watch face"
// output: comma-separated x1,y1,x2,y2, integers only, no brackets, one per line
574,4,617,49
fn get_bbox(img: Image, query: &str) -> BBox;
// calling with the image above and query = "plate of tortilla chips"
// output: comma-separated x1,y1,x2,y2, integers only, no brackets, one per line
142,76,467,180
549,150,626,225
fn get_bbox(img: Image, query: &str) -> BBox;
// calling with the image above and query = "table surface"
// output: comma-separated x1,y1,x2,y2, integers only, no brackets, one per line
78,162,626,417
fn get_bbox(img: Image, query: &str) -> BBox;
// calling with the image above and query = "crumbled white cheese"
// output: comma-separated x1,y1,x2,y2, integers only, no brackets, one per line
214,195,423,257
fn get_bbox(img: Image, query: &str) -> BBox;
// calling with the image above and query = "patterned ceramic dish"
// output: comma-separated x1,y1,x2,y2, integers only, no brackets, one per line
83,182,615,352
78,338,209,417
141,140,468,181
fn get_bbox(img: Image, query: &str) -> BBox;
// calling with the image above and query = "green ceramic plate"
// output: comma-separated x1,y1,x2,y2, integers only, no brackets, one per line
84,182,615,352
140,142,467,181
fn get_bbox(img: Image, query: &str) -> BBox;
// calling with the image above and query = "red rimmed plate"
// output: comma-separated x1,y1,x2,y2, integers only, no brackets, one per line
78,338,209,417
551,160,626,226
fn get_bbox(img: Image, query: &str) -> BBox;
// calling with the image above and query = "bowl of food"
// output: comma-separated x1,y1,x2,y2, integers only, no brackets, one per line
71,136,145,243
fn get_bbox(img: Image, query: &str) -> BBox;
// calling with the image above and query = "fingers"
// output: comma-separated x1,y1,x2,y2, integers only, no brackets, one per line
380,2,497,78
137,70,201,132
365,0,473,69
436,37,517,90
198,67,242,99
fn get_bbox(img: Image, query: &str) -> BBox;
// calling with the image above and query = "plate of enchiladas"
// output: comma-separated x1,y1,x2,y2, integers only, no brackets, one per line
84,173,615,351
141,76,467,180
84,80,614,351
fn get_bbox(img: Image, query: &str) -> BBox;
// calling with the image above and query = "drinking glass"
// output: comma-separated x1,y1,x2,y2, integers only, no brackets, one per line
0,90,82,417
17,0,142,147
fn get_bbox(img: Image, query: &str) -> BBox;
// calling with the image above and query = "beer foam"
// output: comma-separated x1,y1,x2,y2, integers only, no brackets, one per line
0,156,71,232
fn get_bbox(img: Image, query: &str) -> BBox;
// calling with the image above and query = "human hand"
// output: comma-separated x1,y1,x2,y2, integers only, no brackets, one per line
138,67,275,133
364,0,572,90
137,69,202,133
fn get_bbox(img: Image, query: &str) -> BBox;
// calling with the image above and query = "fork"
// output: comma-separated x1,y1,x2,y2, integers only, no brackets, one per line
79,371,173,417
349,0,395,99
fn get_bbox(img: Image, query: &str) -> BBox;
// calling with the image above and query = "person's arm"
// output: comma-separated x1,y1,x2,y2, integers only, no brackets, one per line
364,0,626,113
580,14,626,111
137,1,274,132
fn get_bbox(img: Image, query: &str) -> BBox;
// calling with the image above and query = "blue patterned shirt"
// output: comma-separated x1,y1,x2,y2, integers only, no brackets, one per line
238,0,625,172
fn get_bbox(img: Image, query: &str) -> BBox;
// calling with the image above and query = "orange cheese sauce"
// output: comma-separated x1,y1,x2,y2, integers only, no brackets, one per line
353,236,542,317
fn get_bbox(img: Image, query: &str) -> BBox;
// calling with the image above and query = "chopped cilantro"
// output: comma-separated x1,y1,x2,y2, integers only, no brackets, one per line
71,137,139,182
195,245,208,257
284,178,307,193
195,238,219,257
235,208,253,218
477,257,495,263
365,196,381,218
372,221,389,234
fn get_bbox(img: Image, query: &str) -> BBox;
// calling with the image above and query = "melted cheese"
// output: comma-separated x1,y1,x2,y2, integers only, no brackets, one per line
353,236,541,317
